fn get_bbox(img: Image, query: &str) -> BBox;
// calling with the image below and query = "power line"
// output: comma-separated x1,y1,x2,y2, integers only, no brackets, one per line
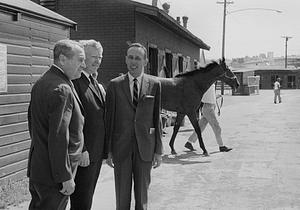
216,0,234,95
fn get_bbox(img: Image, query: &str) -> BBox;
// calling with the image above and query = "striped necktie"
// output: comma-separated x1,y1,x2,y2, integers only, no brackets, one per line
133,78,138,110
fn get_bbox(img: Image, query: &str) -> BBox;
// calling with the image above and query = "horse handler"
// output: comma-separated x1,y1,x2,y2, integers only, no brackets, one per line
273,78,281,104
184,83,232,153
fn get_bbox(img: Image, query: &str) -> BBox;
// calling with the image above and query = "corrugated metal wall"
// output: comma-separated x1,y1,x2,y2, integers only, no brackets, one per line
0,11,70,182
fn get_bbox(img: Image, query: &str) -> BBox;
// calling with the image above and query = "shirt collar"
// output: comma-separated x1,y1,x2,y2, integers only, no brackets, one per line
53,64,64,74
82,70,90,80
128,72,143,84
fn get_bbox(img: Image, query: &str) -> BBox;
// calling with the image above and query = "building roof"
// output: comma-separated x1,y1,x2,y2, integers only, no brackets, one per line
232,66,300,73
131,1,210,50
0,0,76,28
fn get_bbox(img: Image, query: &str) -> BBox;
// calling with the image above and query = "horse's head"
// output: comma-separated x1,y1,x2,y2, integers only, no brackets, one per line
218,58,240,91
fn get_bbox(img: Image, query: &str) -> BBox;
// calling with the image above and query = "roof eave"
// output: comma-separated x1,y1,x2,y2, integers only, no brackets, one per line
0,3,77,29
133,2,210,50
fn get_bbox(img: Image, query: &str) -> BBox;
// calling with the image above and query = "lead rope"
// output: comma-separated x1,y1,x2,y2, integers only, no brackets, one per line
216,95,223,116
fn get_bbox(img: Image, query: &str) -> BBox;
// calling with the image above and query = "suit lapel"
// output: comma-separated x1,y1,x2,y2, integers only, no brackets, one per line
139,74,150,100
82,73,104,107
93,79,105,105
71,84,85,115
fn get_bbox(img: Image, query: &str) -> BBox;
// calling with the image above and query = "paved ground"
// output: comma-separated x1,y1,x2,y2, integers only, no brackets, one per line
9,90,300,210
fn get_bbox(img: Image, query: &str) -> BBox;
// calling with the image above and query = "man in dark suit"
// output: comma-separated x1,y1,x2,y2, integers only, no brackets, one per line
106,43,163,210
70,40,106,210
27,39,86,210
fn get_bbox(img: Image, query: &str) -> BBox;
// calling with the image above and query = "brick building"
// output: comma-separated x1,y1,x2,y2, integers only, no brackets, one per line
35,0,210,85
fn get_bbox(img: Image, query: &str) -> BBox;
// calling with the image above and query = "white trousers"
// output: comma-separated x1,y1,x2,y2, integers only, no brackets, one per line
274,89,281,103
188,103,223,146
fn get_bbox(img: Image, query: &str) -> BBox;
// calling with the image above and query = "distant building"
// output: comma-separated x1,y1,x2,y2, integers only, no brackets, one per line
267,51,274,59
233,67,300,91
259,53,266,59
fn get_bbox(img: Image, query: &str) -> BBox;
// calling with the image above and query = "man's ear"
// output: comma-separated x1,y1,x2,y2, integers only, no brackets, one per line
143,58,148,67
59,54,66,66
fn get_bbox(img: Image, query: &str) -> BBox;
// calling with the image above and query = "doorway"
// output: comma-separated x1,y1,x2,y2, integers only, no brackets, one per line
148,47,158,76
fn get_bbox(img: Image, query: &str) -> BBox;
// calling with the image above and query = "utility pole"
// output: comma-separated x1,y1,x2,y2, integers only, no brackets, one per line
281,36,292,68
217,0,234,95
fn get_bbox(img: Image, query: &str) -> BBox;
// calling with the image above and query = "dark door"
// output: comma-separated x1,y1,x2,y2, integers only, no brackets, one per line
287,75,296,88
178,56,183,73
271,74,279,88
165,53,173,78
149,47,158,76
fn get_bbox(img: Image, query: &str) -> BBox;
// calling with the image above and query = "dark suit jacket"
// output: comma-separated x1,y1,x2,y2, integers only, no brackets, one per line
27,65,84,186
72,73,107,162
106,73,162,162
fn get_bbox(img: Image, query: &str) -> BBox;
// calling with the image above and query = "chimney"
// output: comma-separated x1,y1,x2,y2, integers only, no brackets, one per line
176,17,181,24
182,16,188,28
162,3,170,14
152,0,158,7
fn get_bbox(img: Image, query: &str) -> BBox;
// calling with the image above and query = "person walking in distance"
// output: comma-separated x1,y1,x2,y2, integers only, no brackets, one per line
105,43,163,210
184,83,232,153
274,78,282,104
27,40,85,210
70,40,107,210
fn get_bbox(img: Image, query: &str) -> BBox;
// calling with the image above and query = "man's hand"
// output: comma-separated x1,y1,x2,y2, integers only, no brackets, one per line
79,151,90,167
216,94,222,99
106,152,114,168
152,153,162,169
60,179,75,195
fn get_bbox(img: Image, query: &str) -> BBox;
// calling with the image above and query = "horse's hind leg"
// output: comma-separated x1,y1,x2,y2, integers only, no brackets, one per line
169,113,185,155
187,113,208,156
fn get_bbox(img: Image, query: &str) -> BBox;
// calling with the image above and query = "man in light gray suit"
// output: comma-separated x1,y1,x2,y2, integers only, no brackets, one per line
105,43,163,210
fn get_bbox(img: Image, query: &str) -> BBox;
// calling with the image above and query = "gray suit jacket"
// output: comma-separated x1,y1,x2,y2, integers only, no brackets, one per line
105,73,162,162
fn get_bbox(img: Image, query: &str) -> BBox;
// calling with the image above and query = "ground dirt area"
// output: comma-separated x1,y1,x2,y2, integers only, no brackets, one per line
8,90,300,210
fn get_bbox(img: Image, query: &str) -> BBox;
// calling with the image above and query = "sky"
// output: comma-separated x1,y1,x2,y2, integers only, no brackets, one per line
134,0,300,60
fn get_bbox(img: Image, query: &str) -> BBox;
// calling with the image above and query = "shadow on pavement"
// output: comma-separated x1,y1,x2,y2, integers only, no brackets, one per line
162,152,211,165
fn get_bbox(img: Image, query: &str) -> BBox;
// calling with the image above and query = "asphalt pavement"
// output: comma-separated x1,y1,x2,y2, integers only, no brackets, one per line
9,89,300,210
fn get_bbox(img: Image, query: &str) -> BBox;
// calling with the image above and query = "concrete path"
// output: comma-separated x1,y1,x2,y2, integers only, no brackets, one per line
9,90,300,210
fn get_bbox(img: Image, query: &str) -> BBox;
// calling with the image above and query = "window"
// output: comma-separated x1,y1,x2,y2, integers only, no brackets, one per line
287,75,296,88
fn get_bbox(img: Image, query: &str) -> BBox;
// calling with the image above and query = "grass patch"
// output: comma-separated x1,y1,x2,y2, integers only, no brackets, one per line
0,178,30,209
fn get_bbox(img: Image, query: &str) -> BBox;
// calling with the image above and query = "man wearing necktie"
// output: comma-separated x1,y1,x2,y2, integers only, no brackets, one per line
71,40,107,210
106,43,163,210
27,40,85,209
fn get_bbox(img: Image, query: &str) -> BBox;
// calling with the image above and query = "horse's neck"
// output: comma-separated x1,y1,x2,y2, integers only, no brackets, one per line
192,74,218,91
193,66,223,89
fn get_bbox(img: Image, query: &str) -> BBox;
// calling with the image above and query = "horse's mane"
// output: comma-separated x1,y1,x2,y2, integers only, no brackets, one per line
175,61,219,78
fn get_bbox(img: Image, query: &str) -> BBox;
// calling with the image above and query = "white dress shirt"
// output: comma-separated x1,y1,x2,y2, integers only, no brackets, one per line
201,84,216,104
274,81,280,90
128,72,143,100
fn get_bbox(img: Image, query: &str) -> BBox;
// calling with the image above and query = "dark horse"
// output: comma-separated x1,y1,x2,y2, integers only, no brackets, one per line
157,60,239,155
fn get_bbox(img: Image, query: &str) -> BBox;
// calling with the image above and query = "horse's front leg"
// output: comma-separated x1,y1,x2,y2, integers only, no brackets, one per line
169,113,185,155
187,112,208,156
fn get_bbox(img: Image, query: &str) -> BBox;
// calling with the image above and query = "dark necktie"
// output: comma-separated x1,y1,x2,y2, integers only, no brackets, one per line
133,78,138,110
89,75,104,103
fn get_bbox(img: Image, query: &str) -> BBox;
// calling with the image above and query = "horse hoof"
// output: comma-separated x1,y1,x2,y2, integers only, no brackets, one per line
203,151,209,156
171,150,177,155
